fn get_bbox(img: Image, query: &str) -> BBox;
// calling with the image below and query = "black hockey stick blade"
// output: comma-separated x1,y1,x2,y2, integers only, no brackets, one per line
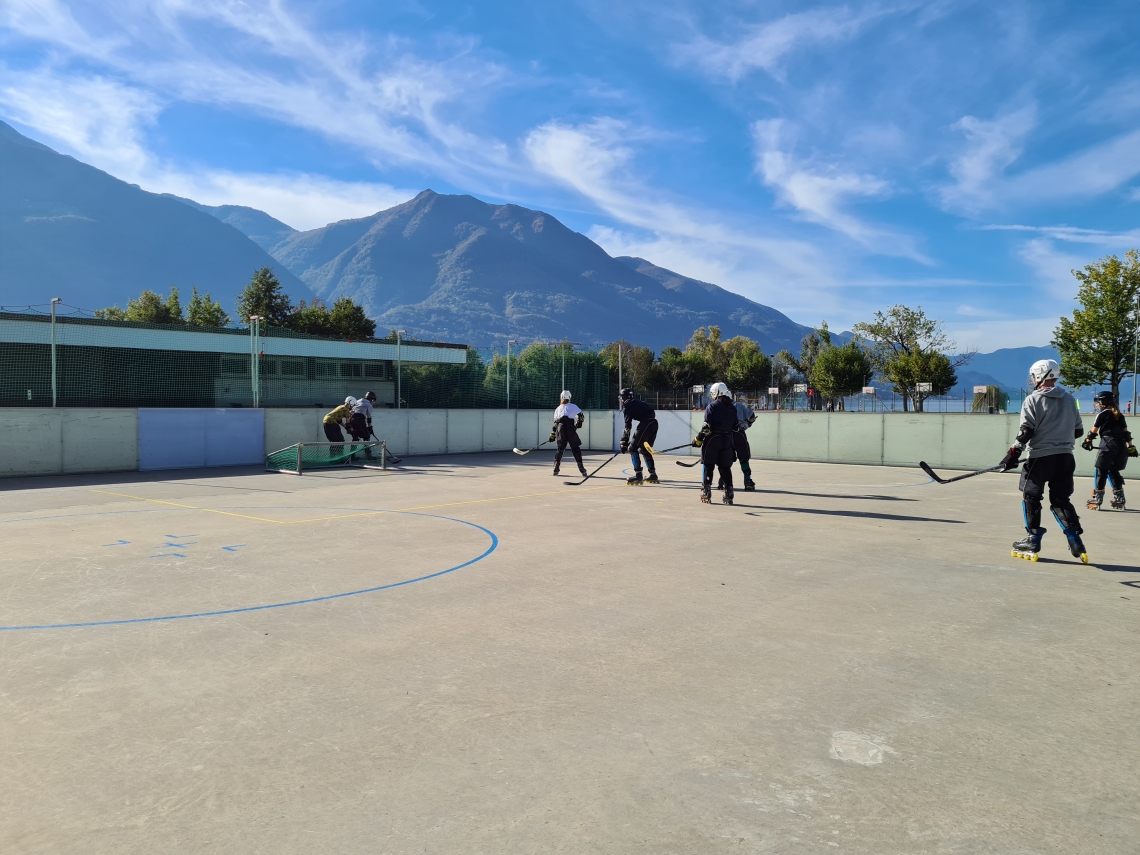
920,461,1004,484
675,457,700,468
564,452,620,486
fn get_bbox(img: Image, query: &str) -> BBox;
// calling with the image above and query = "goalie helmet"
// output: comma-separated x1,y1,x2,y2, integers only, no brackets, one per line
560,390,572,402
1028,359,1060,389
1094,390,1116,409
363,391,377,402
709,382,730,400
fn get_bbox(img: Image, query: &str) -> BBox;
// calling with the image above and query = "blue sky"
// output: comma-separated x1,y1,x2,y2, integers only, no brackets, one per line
2,1,1139,350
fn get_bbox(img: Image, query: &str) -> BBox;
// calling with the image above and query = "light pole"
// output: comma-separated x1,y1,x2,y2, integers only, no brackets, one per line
395,330,407,409
248,314,262,408
1133,290,1139,417
50,297,61,407
506,340,518,409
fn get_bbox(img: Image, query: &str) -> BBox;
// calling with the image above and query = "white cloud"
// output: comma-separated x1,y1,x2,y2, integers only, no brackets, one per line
0,0,513,182
751,119,927,261
676,6,885,81
155,170,415,231
943,106,1140,211
0,67,161,179
947,316,1059,351
940,105,1036,211
981,224,1140,246
523,118,832,294
1016,237,1087,299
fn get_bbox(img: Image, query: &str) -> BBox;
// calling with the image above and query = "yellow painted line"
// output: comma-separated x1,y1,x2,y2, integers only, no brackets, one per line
90,483,620,526
90,490,291,525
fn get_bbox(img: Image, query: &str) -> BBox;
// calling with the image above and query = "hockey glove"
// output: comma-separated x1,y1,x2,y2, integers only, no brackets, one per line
1129,446,1139,459
575,412,584,429
620,430,630,454
691,437,703,448
998,446,1022,472
548,430,557,443
1081,433,1095,451
747,414,757,428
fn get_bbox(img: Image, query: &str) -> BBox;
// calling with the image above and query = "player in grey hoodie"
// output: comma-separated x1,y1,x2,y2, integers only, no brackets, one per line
998,359,1087,562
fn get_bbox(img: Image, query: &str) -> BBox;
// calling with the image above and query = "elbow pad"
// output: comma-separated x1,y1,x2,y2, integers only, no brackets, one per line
1074,428,1083,439
1124,430,1133,443
1015,424,1034,445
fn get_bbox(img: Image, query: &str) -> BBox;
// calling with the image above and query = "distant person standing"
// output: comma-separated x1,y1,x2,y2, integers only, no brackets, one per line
1083,390,1137,510
732,395,757,491
349,391,378,458
619,388,659,485
999,360,1086,562
323,396,355,444
549,391,588,477
693,382,738,505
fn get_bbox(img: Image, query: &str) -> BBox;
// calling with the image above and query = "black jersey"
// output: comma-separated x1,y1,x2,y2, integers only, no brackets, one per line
622,398,655,430
1093,409,1129,439
703,397,738,434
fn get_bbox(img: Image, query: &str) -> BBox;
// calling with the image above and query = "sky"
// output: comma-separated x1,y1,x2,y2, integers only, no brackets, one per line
2,0,1139,351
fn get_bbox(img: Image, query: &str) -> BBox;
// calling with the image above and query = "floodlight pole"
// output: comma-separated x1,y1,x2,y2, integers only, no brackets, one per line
50,298,61,407
396,330,407,409
559,341,582,394
1133,290,1138,417
249,315,262,408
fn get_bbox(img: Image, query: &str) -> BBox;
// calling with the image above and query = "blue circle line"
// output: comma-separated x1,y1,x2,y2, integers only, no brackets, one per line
0,512,498,632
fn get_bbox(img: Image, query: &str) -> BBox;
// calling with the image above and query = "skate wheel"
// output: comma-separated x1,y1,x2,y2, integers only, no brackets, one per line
1080,553,1089,564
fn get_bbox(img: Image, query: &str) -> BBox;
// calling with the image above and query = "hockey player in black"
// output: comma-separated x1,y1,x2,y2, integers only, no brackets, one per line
1082,390,1137,510
619,388,659,485
549,390,588,478
732,395,757,491
999,360,1087,562
692,382,738,504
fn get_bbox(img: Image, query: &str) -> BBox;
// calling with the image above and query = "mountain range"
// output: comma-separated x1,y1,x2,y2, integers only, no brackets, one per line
0,121,314,313
0,118,1057,376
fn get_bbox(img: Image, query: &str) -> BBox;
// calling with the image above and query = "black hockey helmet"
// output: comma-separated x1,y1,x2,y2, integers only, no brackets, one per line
363,391,377,402
1094,390,1116,409
619,387,634,403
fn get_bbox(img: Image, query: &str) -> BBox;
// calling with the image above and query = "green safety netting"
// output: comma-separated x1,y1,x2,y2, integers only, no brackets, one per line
265,441,382,474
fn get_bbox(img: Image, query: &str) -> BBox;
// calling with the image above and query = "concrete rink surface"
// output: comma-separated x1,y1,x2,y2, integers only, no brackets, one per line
1,451,1137,854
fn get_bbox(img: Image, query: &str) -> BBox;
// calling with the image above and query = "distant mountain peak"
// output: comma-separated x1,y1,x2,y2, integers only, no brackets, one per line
264,190,815,351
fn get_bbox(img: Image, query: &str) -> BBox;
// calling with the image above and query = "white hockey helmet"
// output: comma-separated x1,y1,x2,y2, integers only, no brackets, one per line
560,389,572,402
709,382,730,399
344,396,357,406
1028,359,1060,389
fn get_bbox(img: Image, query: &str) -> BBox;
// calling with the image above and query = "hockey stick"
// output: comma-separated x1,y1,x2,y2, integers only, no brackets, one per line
512,439,553,456
675,457,701,468
563,451,620,486
919,461,1004,484
643,442,694,455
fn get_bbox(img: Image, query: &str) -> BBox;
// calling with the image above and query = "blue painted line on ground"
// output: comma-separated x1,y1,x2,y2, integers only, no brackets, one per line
0,512,498,632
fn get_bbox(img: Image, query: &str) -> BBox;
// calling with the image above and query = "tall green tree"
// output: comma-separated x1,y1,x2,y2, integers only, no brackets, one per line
95,287,183,324
288,300,333,336
778,322,833,410
725,345,771,390
853,305,972,411
328,297,377,339
1052,250,1140,402
186,287,230,327
236,267,292,326
811,338,873,408
687,326,730,375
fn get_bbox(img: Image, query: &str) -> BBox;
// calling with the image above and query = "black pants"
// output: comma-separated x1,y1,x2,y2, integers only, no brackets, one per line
323,423,344,442
733,430,751,475
701,434,735,490
630,419,658,474
555,439,584,469
1093,468,1124,491
347,414,374,456
1020,453,1080,532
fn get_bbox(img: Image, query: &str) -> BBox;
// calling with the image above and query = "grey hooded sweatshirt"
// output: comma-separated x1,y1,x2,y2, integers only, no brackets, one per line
1014,385,1083,459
